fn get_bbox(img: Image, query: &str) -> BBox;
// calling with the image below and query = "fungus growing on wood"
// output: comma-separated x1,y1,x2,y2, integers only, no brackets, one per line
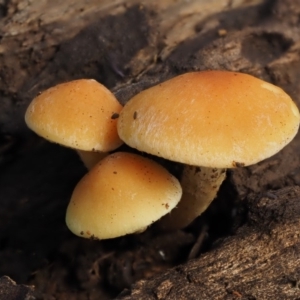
117,70,300,230
66,152,182,239
25,79,123,169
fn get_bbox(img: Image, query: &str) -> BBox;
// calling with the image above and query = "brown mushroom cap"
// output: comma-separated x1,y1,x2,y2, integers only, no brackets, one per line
65,152,182,239
25,79,123,152
118,71,300,168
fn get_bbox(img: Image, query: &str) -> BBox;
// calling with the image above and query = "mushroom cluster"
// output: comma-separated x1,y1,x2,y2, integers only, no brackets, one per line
25,71,300,239
25,79,182,240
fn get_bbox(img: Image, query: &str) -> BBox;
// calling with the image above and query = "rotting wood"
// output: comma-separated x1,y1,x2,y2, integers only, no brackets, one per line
117,186,300,300
0,276,34,300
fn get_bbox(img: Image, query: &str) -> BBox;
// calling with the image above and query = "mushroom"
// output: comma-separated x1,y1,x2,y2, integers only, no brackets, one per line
65,152,182,239
25,79,123,169
117,70,300,230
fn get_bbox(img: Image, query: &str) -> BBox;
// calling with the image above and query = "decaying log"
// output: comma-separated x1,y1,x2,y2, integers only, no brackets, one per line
0,276,34,300
1,0,300,299
118,186,300,299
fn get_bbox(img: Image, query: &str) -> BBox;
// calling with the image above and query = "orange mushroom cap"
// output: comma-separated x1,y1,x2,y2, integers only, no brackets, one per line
25,79,123,152
118,71,300,168
66,152,182,239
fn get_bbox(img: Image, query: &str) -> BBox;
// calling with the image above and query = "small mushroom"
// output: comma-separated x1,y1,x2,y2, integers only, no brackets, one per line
65,152,182,239
25,79,123,169
117,70,300,230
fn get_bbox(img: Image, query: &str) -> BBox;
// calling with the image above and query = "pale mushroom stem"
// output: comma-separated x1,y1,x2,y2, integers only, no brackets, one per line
77,150,108,170
158,166,226,230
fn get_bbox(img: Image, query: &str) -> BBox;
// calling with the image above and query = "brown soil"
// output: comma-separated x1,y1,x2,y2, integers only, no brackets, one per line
1,0,300,299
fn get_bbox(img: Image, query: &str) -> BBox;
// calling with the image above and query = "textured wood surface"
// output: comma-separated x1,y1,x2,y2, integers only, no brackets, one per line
118,186,300,299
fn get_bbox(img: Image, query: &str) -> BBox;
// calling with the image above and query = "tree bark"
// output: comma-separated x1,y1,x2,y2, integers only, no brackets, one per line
117,186,300,299
0,276,34,300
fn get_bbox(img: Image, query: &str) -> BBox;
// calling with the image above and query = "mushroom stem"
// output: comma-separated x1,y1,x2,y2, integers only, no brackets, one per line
77,150,108,170
158,166,226,230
